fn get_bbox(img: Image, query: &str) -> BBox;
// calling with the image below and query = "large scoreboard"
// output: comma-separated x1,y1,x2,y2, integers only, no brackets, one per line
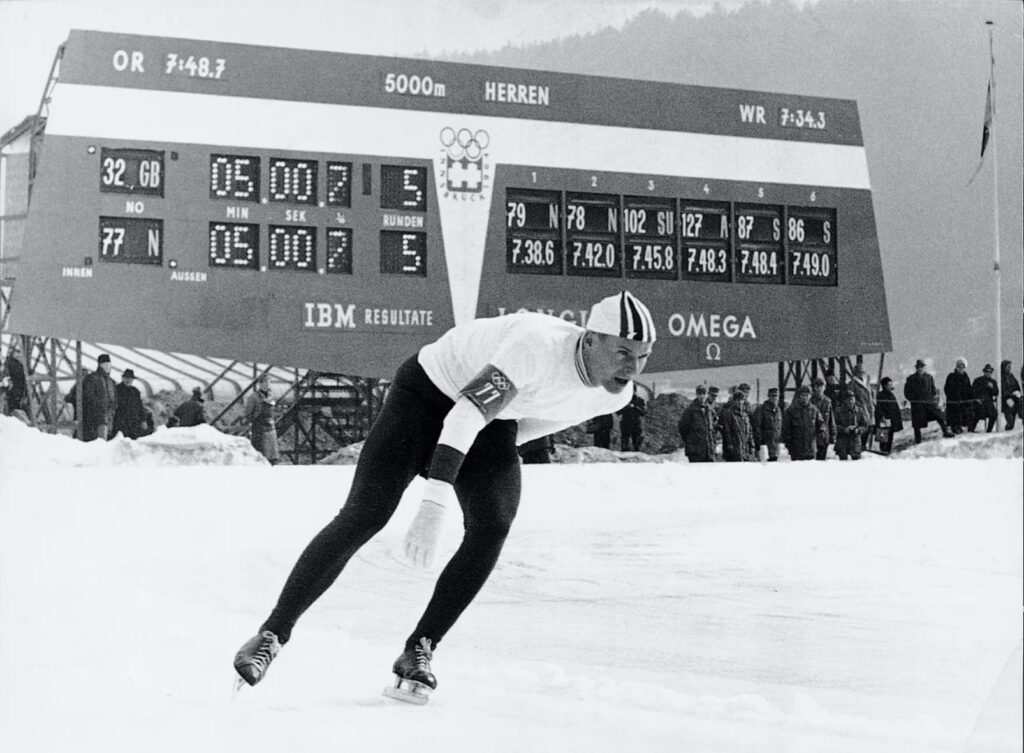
9,30,890,376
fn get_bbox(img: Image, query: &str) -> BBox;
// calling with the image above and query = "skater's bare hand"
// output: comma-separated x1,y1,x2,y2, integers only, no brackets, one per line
403,480,453,568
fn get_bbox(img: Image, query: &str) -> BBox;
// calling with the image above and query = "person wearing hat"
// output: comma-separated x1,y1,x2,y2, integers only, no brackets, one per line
834,391,868,460
970,364,999,433
848,363,876,450
1000,360,1022,431
874,376,904,453
173,386,208,428
752,387,783,461
1,344,27,416
736,382,754,422
719,389,755,462
233,290,657,702
617,391,647,452
943,358,974,434
903,359,954,443
80,353,117,441
823,370,846,411
810,376,837,460
781,384,824,461
244,376,279,464
112,368,147,439
678,384,717,463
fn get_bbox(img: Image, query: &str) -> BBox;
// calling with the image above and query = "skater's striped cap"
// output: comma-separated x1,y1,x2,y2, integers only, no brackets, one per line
586,290,656,343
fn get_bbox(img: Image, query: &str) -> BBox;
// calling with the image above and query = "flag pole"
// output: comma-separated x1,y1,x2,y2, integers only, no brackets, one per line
987,21,1002,430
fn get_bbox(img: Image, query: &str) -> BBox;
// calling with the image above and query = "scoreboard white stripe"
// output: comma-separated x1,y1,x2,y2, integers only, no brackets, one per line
47,84,871,189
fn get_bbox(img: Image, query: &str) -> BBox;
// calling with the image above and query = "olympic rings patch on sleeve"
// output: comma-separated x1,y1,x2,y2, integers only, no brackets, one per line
460,364,518,421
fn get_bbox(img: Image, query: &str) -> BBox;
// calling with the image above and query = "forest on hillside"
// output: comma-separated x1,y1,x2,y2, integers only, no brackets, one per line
453,0,1024,379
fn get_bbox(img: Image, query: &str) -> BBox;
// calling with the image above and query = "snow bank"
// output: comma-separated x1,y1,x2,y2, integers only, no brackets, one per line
896,428,1023,460
0,415,267,468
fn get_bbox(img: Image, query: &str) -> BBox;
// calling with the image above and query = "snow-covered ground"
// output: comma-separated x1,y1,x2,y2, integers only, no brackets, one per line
1,416,1021,753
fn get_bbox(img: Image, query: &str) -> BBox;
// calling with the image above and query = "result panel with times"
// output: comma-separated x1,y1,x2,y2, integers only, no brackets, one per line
9,29,890,377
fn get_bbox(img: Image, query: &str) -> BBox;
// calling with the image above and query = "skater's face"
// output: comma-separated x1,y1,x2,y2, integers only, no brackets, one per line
583,332,653,394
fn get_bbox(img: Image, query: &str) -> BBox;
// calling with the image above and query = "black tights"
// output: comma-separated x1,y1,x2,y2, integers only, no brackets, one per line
262,356,521,651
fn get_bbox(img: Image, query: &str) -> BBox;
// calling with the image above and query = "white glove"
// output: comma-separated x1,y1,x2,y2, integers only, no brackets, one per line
403,479,455,568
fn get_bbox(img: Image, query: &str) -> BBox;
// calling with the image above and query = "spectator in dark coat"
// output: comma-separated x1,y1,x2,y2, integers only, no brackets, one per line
81,354,117,441
518,435,554,464
678,385,717,463
834,392,868,460
719,390,755,462
810,377,836,461
737,382,754,422
752,387,783,461
848,363,875,450
782,385,824,461
706,386,722,440
971,364,999,433
64,370,88,437
1000,360,1022,431
245,376,280,464
617,393,646,452
943,358,974,434
112,369,147,439
874,377,904,453
589,413,614,449
904,359,954,443
173,387,208,427
824,371,847,412
2,350,27,415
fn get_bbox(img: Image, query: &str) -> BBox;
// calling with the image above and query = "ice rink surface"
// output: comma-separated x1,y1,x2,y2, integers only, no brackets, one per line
0,417,1021,752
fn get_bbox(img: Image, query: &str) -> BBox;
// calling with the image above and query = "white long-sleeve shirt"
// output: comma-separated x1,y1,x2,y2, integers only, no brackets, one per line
418,312,632,446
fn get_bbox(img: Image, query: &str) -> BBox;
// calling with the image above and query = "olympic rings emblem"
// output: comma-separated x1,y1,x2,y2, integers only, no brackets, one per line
440,127,490,161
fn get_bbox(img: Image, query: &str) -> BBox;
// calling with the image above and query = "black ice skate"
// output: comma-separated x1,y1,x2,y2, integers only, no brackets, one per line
382,637,436,705
233,630,281,691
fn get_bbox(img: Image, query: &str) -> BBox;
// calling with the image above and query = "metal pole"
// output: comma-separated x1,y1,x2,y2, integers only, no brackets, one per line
75,340,83,440
987,21,1002,430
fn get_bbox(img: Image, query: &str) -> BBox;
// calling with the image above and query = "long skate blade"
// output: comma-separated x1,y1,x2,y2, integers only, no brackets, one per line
232,674,248,699
383,677,431,705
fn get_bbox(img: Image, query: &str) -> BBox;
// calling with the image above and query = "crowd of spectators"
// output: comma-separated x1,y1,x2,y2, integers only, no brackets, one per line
673,357,1023,462
4,348,1021,464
